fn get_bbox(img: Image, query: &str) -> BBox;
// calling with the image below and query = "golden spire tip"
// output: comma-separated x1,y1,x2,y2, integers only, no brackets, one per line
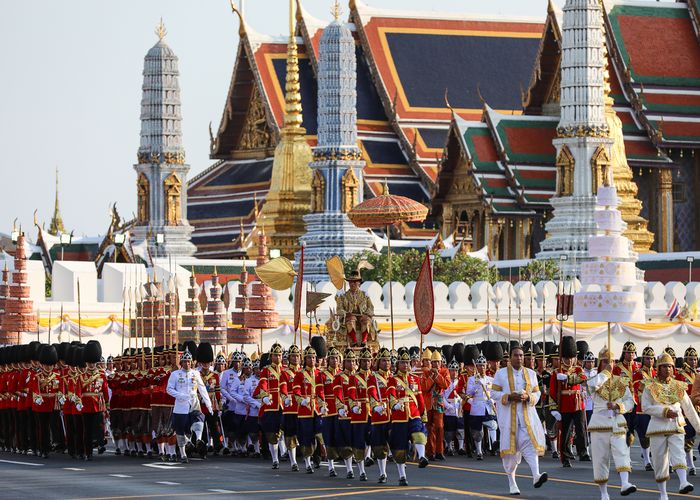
155,17,167,41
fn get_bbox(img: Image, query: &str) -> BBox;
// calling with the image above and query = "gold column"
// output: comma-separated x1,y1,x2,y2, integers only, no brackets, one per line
657,168,674,252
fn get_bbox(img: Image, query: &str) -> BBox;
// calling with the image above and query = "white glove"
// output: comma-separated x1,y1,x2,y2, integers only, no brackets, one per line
301,398,309,407
352,405,361,414
393,402,402,411
206,406,213,415
76,403,83,412
58,396,66,406
338,408,347,418
284,397,292,407
556,373,568,381
373,405,384,414
262,396,271,406
320,406,328,415
551,410,562,421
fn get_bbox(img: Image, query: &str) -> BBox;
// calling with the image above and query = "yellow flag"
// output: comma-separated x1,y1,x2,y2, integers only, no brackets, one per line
256,257,297,290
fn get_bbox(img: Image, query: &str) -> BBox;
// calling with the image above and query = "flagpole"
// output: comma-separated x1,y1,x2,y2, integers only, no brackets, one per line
47,307,52,344
77,278,82,342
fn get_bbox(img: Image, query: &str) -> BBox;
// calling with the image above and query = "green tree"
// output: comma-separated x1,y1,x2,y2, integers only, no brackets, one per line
519,259,560,284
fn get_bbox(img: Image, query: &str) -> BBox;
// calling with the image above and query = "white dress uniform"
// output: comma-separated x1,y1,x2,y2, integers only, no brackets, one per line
642,359,700,499
491,365,547,495
166,368,213,415
466,373,497,456
585,368,636,498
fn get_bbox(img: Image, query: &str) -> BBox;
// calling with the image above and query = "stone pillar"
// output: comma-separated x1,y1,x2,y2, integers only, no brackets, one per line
657,168,674,253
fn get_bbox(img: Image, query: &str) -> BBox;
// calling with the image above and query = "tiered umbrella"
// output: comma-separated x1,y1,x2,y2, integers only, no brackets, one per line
348,183,429,347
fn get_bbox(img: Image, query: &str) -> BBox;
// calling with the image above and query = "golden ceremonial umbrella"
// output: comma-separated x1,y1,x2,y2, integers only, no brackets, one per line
347,183,429,348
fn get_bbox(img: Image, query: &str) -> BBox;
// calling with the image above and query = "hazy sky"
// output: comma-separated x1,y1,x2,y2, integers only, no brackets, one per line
0,0,565,236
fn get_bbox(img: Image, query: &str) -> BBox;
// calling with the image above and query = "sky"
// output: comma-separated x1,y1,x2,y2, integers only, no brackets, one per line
0,0,567,237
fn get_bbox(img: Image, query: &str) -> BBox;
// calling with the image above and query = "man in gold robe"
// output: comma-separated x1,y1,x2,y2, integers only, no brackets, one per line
335,270,376,347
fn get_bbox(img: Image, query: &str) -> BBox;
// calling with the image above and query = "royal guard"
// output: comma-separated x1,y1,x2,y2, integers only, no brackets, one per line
109,350,128,455
29,344,64,458
675,346,698,474
466,353,498,460
280,344,301,471
456,344,480,457
242,357,262,457
388,348,429,486
443,356,463,457
632,345,656,471
151,346,176,461
348,347,373,480
292,341,327,474
78,341,109,460
166,348,212,464
643,352,700,499
253,342,284,469
368,347,392,483
335,270,376,347
219,351,244,455
421,349,449,460
334,349,358,478
196,342,222,458
63,346,82,459
321,346,341,477
585,346,637,500
549,336,589,467
613,341,640,446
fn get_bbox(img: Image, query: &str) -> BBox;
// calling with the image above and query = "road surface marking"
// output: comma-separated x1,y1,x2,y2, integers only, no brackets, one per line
286,487,415,500
0,459,43,467
109,474,131,478
156,481,179,486
143,463,184,470
64,467,85,471
207,490,235,494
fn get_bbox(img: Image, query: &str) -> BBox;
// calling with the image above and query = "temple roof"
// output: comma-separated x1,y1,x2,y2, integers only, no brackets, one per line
604,0,700,147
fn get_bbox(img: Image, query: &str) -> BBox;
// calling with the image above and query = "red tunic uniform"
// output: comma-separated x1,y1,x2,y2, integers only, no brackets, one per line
632,366,656,412
78,369,109,413
347,369,371,423
388,371,425,422
367,369,392,424
29,368,65,412
548,365,587,413
254,363,283,412
321,367,338,416
292,367,325,418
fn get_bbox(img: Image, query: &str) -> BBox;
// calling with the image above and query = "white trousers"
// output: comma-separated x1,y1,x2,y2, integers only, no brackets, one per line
501,424,540,478
651,433,687,483
590,431,631,483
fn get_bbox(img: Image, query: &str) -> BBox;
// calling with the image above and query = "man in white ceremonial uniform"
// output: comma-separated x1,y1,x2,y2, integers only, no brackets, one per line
642,352,700,499
166,349,213,463
582,351,597,423
491,346,548,495
586,346,637,499
466,353,498,459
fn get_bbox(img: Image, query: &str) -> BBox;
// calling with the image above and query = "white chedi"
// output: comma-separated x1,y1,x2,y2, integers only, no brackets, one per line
574,184,646,323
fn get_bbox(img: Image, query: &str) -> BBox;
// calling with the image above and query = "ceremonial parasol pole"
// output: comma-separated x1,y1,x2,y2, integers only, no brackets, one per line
47,307,52,344
529,283,536,353
59,303,63,343
36,308,40,342
347,182,428,350
121,285,127,355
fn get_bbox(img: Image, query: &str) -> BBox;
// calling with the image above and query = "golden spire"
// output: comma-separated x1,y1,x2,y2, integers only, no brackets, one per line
331,0,341,20
48,167,66,236
155,18,167,41
283,0,304,131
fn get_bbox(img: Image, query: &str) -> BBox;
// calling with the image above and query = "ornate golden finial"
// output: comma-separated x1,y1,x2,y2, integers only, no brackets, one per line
331,0,341,20
283,0,304,131
155,18,167,41
382,179,390,196
229,0,247,37
49,167,66,235
253,192,259,220
239,218,246,245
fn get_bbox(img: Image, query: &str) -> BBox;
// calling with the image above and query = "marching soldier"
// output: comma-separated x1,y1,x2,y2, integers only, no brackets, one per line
421,349,449,461
280,345,301,471
465,353,497,460
585,346,636,500
443,356,464,457
321,346,341,477
613,341,640,447
78,341,109,460
166,348,212,464
632,346,656,471
675,346,698,474
333,349,358,479
219,351,243,455
29,344,64,458
253,343,284,469
348,347,372,480
388,348,429,486
643,352,700,499
582,351,597,424
293,343,326,473
368,347,392,483
196,343,222,458
550,336,589,467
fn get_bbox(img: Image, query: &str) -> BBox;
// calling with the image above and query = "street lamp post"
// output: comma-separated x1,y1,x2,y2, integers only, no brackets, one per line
155,233,164,259
688,256,695,284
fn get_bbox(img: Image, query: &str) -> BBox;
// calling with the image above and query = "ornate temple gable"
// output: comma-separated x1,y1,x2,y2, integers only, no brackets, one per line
522,0,562,115
350,0,545,188
210,15,281,160
604,1,700,148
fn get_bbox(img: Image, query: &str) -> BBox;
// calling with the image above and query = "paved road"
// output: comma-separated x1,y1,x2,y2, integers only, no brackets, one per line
1,446,699,499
